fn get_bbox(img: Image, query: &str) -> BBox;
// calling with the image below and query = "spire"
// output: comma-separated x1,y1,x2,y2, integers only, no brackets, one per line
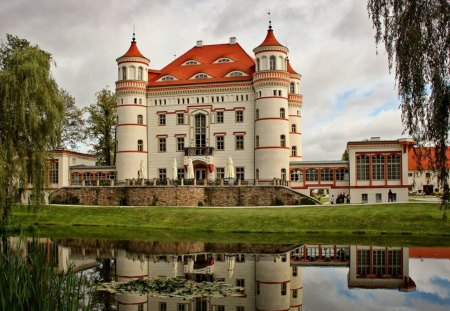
267,10,272,30
132,24,136,42
117,31,150,63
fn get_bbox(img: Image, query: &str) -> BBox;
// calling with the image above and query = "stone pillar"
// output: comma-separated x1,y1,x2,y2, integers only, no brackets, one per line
110,179,114,186
255,179,259,186
140,178,145,186
220,179,224,186
96,179,100,187
237,179,241,186
81,180,85,187
204,179,207,186
194,179,197,186
125,179,130,186
181,178,184,186
131,178,136,186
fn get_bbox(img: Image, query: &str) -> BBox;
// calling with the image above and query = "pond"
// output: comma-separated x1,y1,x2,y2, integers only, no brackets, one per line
3,237,450,310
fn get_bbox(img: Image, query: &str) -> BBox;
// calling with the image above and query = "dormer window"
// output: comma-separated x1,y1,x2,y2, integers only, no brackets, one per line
228,71,245,77
214,57,234,64
182,59,200,66
160,75,176,81
192,73,210,79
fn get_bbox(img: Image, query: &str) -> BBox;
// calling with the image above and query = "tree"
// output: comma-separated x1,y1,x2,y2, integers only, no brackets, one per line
0,35,64,224
342,149,349,161
54,88,86,150
367,0,450,218
85,88,117,165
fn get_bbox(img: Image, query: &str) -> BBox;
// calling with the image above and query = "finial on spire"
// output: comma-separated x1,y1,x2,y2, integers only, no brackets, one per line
267,10,272,29
132,23,136,42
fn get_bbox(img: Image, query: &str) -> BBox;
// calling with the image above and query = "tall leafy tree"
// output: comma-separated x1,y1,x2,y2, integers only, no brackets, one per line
85,88,117,165
0,35,64,224
367,0,450,217
55,88,86,150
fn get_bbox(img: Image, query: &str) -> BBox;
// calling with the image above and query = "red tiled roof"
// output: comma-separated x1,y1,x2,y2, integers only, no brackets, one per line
257,28,283,47
120,40,149,60
410,247,450,259
408,147,450,170
148,43,255,86
287,59,298,74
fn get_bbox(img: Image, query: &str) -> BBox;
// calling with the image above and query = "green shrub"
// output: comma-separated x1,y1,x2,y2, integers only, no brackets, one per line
272,197,284,206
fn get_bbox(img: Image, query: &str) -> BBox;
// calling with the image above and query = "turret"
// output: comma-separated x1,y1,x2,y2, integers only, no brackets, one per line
115,34,149,182
253,25,290,182
287,59,303,161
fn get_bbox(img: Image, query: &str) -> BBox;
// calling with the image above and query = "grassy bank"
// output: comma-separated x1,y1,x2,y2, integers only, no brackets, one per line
8,203,449,239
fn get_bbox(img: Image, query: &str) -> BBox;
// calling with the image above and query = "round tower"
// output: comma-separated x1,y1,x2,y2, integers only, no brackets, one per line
287,59,303,161
115,34,149,182
253,25,290,182
255,254,291,311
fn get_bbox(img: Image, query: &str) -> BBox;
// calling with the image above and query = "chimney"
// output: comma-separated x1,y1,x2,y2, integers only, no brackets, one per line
196,40,203,47
370,136,381,141
229,37,237,45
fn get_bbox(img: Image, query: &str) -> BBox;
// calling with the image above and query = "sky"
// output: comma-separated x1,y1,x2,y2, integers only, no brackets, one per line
0,0,408,160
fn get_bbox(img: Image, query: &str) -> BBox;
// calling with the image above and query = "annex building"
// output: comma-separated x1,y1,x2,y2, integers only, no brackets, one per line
40,25,443,205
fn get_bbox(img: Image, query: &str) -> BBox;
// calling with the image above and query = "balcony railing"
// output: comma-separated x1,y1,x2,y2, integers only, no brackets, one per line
184,147,214,156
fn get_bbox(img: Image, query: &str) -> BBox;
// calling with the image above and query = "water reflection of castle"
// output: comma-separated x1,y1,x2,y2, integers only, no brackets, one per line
8,238,425,310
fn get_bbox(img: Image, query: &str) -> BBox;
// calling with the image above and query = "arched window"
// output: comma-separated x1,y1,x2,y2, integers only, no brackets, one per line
257,58,260,71
291,124,297,132
290,82,295,94
122,67,127,80
270,56,276,70
137,140,143,151
195,73,208,79
137,114,143,124
229,71,243,77
280,108,285,118
256,109,259,119
280,135,286,147
281,168,286,181
255,136,259,148
291,146,297,156
138,67,143,80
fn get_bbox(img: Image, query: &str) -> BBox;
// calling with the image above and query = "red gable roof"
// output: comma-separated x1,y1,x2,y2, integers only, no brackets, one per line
257,28,284,47
287,59,298,74
120,40,149,61
408,146,450,170
148,43,255,86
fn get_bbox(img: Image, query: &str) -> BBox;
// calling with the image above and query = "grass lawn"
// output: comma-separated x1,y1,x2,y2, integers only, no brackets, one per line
7,203,449,243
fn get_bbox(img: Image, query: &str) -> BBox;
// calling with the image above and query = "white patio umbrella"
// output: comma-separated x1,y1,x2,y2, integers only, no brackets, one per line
186,158,195,179
139,160,145,179
225,255,235,278
225,156,235,179
172,159,178,181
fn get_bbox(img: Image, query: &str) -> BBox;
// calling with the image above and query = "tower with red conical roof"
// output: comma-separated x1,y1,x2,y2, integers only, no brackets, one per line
253,24,294,183
115,34,150,181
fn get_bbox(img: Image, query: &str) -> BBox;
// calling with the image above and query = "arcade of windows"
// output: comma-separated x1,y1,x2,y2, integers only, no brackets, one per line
356,154,401,181
290,168,349,182
153,94,251,106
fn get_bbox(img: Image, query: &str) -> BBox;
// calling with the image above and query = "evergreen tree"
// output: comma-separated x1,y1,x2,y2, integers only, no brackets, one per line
368,0,450,218
85,88,117,165
0,35,64,224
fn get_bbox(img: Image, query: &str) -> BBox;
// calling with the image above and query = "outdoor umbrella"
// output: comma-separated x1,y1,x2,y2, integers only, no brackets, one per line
186,158,195,179
172,159,178,180
225,156,235,179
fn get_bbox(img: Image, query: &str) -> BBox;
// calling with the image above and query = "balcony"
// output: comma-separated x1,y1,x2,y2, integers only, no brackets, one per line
184,147,214,156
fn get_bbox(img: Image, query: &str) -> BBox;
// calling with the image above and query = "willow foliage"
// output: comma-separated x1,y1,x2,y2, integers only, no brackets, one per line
368,0,450,217
0,35,64,224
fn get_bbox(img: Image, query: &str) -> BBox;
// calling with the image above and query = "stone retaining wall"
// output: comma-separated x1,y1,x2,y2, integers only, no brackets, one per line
49,186,317,207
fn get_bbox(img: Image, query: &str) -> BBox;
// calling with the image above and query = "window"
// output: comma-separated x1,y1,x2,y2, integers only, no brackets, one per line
235,135,244,150
256,136,259,148
273,90,277,96
280,108,285,118
236,167,245,180
138,305,144,311
357,249,371,275
336,168,349,181
177,168,185,179
137,114,143,124
357,155,370,180
256,58,260,71
293,266,298,277
161,75,175,81
280,135,286,147
177,137,185,152
373,249,386,276
184,60,199,65
195,114,206,148
321,169,333,181
236,110,244,122
278,90,282,96
293,289,298,298
236,279,245,289
362,193,368,203
216,136,224,150
387,154,401,180
291,170,303,182
236,307,245,311
291,124,297,132
306,169,318,182
177,304,185,311
177,113,184,124
159,114,166,126
217,58,231,63
281,283,287,296
138,67,143,80
216,111,224,123
281,168,286,180
160,302,167,311
49,161,58,184
195,73,208,79
134,98,137,104
270,56,276,70
158,138,166,152
230,71,243,76
159,169,167,182
290,82,295,93
122,67,127,80
216,167,225,179
256,109,259,119
376,193,382,203
291,146,297,156
138,139,143,151
372,155,385,180
256,282,260,295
